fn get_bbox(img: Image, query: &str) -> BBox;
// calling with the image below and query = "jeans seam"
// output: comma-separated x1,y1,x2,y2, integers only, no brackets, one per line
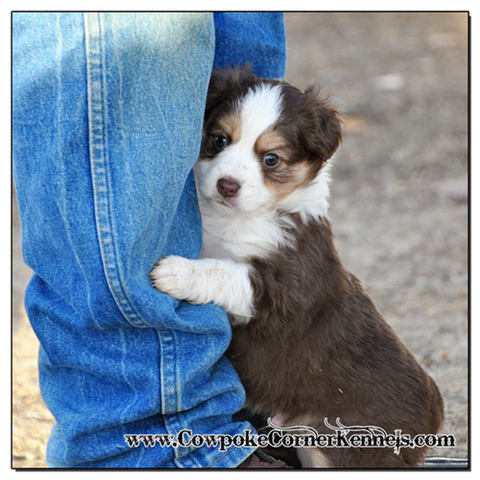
85,13,144,328
157,328,170,414
204,447,237,468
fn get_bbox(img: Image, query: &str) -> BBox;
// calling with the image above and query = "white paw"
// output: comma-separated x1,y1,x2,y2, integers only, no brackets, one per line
150,255,195,301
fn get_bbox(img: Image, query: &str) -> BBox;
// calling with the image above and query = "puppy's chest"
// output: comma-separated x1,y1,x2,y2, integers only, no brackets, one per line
199,229,237,260
198,207,291,261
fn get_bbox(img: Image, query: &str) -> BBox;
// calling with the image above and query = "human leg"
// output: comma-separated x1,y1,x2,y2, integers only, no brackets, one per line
14,12,252,468
13,12,286,468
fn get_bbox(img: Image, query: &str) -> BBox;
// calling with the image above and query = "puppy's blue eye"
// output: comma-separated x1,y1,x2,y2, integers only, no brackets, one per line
215,135,228,149
263,153,279,167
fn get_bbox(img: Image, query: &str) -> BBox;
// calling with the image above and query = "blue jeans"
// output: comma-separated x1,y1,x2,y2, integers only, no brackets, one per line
13,12,285,468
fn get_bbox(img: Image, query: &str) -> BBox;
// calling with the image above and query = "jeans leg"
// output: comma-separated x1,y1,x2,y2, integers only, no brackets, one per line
213,12,286,78
13,12,258,468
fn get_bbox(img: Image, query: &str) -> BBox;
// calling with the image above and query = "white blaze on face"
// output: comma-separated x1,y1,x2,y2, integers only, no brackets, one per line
239,84,284,149
196,84,284,214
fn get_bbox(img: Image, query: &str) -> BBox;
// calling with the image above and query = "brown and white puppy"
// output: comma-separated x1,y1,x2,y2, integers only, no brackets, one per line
150,66,444,468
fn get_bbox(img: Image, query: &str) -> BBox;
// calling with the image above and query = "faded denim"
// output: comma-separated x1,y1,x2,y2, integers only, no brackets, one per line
13,12,285,468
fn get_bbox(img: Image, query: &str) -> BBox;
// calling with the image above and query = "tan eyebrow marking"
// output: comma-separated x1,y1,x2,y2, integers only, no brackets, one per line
216,111,242,144
255,129,288,154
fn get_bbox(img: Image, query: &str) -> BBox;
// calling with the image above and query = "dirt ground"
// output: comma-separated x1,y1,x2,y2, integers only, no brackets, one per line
284,12,468,461
12,12,468,467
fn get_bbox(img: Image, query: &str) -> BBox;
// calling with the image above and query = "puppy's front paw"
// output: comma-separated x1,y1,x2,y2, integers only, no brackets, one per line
150,255,194,301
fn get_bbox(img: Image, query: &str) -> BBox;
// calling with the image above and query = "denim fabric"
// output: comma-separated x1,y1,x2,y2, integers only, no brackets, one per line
213,12,286,77
13,12,285,468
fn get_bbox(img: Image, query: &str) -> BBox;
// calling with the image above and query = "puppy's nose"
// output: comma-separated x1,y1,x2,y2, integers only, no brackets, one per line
217,178,241,198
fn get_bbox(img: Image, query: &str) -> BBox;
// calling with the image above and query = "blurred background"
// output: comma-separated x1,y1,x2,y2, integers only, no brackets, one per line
13,12,468,467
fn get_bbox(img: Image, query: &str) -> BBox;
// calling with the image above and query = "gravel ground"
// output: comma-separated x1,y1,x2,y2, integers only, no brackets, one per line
12,12,468,467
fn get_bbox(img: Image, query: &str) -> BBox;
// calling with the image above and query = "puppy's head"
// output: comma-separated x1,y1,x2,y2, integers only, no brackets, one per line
196,66,343,214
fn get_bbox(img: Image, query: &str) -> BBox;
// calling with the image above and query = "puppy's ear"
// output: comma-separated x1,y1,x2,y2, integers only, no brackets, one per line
304,84,344,162
204,65,258,119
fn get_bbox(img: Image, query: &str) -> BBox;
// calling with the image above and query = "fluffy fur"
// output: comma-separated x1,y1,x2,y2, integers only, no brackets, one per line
150,66,444,468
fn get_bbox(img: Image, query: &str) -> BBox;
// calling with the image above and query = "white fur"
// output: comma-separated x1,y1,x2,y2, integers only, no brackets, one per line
239,84,284,147
296,448,332,468
150,255,254,322
277,161,333,224
196,189,297,261
269,414,333,468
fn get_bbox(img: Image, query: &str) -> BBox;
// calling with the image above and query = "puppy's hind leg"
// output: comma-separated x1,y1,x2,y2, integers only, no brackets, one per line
296,448,332,468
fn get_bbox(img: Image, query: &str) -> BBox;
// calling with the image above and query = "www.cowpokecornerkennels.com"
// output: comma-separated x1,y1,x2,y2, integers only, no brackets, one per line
124,418,455,455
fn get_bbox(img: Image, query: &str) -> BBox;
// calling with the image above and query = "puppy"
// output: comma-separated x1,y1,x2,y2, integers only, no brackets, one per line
150,66,444,468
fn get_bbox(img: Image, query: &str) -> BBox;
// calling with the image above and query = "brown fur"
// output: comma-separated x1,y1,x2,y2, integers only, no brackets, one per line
227,215,444,467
